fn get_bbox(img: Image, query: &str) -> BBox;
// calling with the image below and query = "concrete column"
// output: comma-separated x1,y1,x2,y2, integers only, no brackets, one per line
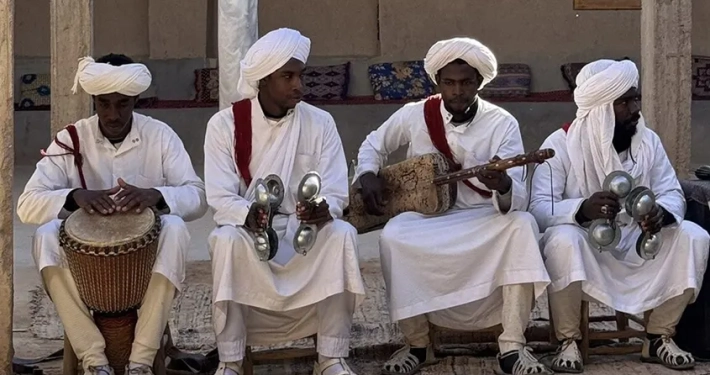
0,1,14,373
50,0,94,137
218,0,258,110
641,0,693,177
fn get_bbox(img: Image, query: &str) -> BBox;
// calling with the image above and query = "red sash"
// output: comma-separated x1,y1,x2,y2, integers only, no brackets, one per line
232,99,253,186
562,122,572,133
423,96,492,198
41,125,87,189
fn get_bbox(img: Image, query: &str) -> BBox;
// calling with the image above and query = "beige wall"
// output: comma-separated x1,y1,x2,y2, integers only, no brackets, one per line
14,0,205,59
13,0,710,92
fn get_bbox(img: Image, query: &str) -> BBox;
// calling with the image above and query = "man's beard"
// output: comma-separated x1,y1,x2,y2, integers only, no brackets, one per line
613,114,640,152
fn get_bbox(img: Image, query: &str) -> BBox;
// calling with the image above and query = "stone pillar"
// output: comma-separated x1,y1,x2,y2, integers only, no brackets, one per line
0,1,14,373
641,0,693,177
50,0,94,137
218,0,258,110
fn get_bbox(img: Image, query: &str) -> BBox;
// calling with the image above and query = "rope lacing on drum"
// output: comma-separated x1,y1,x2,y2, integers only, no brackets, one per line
59,208,162,257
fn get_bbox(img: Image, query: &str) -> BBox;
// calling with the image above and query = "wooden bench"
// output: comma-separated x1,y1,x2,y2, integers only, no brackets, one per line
550,300,650,364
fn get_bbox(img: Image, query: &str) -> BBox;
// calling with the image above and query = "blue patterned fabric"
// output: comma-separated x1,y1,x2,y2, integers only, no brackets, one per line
368,61,434,100
19,73,51,108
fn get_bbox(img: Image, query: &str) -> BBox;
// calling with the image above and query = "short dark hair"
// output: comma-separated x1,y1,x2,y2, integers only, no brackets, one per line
95,53,134,66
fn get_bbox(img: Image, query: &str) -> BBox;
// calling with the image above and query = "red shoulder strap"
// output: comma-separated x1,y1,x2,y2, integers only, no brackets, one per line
42,125,87,189
562,122,572,133
423,96,492,198
232,99,253,187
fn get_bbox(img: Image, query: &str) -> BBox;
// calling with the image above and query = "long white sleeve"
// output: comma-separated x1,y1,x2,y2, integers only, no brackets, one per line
315,118,350,219
529,132,586,231
353,106,413,183
204,111,253,227
647,135,685,224
490,119,528,214
17,130,78,225
152,129,207,222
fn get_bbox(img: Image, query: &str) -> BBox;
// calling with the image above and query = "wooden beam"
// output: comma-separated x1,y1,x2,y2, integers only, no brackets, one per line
574,0,641,10
0,1,14,373
50,0,94,137
641,0,693,176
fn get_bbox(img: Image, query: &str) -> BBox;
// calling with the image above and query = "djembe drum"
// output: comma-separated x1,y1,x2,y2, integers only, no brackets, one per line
60,208,161,374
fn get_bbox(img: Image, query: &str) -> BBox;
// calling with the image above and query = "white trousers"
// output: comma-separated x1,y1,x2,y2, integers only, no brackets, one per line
550,281,694,340
43,267,175,370
215,291,357,362
398,284,534,353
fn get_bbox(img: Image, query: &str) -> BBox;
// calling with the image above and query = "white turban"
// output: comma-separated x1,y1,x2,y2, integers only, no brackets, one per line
567,59,649,197
71,56,152,96
423,37,498,89
237,28,311,99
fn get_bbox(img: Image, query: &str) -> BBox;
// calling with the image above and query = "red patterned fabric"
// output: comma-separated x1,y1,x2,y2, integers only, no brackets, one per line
302,63,350,101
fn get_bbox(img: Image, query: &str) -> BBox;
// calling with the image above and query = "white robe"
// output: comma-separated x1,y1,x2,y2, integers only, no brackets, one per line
530,128,710,314
355,98,550,328
204,98,365,344
17,113,208,290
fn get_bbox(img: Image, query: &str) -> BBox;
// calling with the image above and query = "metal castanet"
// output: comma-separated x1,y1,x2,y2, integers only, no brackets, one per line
252,174,285,261
625,186,663,260
293,171,323,256
587,171,633,251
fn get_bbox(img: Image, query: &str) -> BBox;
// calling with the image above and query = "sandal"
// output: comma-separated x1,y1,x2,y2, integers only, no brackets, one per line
381,345,437,375
551,339,583,373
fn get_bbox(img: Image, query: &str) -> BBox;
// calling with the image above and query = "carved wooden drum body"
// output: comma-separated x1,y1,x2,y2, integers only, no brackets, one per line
60,208,161,374
344,153,457,234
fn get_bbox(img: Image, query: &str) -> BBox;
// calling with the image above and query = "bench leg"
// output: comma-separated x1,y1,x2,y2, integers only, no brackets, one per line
243,347,254,375
615,312,630,343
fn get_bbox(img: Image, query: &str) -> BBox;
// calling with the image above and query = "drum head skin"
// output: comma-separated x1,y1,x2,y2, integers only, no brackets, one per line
64,209,156,247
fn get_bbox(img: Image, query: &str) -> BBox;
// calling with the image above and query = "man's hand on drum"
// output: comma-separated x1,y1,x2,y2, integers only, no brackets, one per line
297,199,333,226
72,186,121,215
476,155,512,194
359,172,386,216
113,178,164,213
245,205,269,232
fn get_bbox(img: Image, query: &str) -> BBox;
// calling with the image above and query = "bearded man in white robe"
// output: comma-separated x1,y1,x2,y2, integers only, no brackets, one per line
17,54,207,375
530,59,710,372
353,37,552,375
204,28,365,375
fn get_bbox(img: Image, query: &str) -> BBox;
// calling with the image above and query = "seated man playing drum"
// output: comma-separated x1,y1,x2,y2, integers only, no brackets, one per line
529,59,710,372
17,54,207,375
204,28,365,375
353,37,552,375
